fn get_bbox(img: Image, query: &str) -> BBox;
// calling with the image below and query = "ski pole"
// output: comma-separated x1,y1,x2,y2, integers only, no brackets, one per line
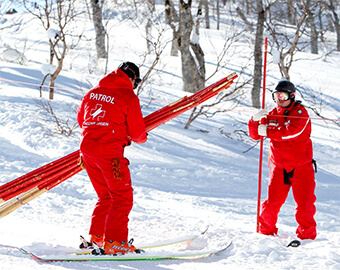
256,37,268,233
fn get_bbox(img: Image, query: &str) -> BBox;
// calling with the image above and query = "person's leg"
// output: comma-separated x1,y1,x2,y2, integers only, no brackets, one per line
81,153,111,238
259,165,291,236
291,163,317,240
100,158,133,242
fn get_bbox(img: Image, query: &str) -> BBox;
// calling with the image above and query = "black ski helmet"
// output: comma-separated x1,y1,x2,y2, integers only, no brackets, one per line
275,80,295,94
118,62,141,89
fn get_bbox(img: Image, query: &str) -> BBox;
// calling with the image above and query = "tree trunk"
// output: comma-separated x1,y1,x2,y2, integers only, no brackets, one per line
310,19,318,54
192,1,205,91
171,33,179,56
146,0,156,54
328,0,340,51
190,42,205,91
204,0,210,29
146,19,153,54
336,23,340,51
164,0,205,92
165,0,179,56
236,5,253,33
217,0,220,30
91,0,107,59
287,3,295,25
252,0,265,109
307,9,318,54
178,0,204,93
49,81,55,100
48,20,67,100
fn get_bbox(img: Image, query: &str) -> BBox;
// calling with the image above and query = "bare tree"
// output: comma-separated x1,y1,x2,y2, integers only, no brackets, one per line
34,98,78,136
266,0,312,80
216,0,221,30
325,0,340,51
235,4,254,34
306,1,321,54
90,0,108,59
164,0,205,93
165,0,180,56
183,22,246,129
23,0,80,100
136,27,172,96
184,77,251,130
145,0,156,54
251,0,266,108
203,0,210,29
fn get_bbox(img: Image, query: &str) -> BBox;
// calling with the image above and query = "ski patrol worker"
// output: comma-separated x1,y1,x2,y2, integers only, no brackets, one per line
248,79,317,240
77,62,147,254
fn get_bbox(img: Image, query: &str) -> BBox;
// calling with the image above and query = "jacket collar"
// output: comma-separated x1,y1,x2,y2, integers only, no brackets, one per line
98,69,133,90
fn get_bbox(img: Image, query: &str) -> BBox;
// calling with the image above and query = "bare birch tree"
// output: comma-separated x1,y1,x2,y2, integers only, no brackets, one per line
90,0,107,59
145,0,156,54
164,0,205,93
165,0,180,56
252,0,266,108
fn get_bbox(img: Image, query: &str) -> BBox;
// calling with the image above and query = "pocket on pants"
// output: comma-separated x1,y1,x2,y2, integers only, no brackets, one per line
112,158,122,180
112,158,130,181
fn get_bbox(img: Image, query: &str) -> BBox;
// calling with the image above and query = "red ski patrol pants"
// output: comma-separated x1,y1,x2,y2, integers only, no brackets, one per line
259,162,317,240
82,153,133,242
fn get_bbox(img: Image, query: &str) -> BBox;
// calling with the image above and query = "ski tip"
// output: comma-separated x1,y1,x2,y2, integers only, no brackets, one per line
211,241,233,257
28,252,45,262
18,248,30,255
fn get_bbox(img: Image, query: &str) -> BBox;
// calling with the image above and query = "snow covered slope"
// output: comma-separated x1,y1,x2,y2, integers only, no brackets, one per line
1,7,340,270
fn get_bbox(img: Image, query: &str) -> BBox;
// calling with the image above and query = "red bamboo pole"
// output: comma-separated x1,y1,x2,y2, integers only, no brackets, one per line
256,37,268,233
0,72,238,218
0,156,80,200
144,74,236,130
0,163,82,218
145,80,234,130
0,150,79,195
144,73,236,124
1,160,80,202
39,166,83,191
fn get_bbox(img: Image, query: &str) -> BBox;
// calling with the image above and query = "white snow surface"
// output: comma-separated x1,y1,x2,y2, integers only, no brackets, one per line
0,7,340,270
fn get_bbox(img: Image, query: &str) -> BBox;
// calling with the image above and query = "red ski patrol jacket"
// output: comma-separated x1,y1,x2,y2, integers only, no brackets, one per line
77,68,147,158
248,101,313,172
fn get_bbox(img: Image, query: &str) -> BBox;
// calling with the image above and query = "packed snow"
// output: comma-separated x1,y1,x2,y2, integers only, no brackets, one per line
0,3,340,270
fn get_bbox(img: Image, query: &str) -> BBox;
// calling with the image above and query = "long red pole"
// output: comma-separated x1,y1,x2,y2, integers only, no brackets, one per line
0,150,79,196
256,37,268,233
0,73,238,217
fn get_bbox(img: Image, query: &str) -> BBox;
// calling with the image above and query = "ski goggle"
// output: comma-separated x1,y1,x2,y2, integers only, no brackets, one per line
272,91,290,101
133,78,141,89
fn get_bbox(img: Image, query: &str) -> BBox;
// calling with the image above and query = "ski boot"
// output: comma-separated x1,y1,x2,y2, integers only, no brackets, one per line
103,239,144,255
